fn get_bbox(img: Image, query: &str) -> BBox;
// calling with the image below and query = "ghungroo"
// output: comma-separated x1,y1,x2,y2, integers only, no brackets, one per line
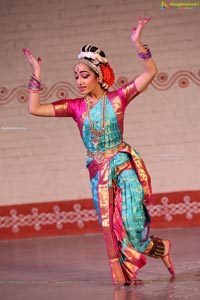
148,236,165,259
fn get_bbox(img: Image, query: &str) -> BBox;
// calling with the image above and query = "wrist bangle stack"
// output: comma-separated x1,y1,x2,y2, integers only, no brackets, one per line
138,45,152,60
28,74,41,92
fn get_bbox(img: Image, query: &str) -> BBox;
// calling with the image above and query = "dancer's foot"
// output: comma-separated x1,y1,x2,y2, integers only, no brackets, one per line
162,240,175,276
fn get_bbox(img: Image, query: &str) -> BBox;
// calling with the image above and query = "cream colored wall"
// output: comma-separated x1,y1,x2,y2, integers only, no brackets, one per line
0,0,200,205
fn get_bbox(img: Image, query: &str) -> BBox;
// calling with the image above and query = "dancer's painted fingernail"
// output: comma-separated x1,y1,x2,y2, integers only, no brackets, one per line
23,48,31,55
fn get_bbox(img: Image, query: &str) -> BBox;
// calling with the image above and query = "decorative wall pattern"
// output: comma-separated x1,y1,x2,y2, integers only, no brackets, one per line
151,70,200,90
0,191,199,240
148,195,200,221
1,70,200,105
1,204,98,234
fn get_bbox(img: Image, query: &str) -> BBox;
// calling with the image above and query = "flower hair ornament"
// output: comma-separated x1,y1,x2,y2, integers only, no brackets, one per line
77,44,115,90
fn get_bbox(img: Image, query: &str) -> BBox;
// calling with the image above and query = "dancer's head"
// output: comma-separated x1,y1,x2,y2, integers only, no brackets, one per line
74,44,115,94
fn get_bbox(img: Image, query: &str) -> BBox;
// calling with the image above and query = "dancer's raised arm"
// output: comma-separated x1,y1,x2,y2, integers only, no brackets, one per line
23,48,55,117
131,16,158,92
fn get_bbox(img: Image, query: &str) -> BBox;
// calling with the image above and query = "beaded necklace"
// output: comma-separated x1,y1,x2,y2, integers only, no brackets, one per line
85,93,106,145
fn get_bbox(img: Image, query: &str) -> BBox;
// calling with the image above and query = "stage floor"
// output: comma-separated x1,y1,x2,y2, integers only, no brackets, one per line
0,227,200,300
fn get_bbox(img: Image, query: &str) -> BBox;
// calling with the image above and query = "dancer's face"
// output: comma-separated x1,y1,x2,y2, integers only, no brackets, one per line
74,63,99,95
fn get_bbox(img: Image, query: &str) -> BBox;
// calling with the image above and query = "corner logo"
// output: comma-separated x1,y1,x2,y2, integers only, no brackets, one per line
160,1,170,9
160,1,200,10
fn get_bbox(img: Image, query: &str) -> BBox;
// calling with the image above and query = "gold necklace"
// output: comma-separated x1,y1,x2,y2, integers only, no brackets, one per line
85,93,106,145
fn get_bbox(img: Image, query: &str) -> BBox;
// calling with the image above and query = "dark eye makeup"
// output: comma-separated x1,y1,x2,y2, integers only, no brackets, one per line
74,72,91,80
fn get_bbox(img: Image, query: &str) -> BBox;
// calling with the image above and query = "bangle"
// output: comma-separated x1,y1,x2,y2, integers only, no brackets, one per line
28,74,41,92
138,45,152,60
32,73,41,82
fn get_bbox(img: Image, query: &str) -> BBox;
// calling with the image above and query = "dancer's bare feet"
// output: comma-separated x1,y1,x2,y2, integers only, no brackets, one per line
162,240,175,276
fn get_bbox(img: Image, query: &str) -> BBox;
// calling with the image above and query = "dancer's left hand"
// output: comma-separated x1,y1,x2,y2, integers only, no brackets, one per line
131,16,151,45
22,48,42,78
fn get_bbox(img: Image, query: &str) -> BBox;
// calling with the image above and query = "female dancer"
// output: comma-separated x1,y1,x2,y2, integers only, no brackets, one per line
23,16,175,285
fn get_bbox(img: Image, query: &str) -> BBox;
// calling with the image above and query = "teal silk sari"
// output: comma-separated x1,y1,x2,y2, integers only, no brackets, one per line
52,80,152,284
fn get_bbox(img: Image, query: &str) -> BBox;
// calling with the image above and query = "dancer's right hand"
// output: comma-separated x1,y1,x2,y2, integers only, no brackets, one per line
22,48,42,78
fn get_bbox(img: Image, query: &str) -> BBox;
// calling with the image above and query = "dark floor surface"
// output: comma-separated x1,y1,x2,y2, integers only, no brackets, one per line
0,227,200,300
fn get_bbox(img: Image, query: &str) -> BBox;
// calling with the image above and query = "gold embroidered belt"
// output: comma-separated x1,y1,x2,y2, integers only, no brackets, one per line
87,142,125,163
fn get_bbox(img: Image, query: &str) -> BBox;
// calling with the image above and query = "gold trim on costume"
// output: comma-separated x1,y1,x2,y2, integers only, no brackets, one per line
53,101,68,117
